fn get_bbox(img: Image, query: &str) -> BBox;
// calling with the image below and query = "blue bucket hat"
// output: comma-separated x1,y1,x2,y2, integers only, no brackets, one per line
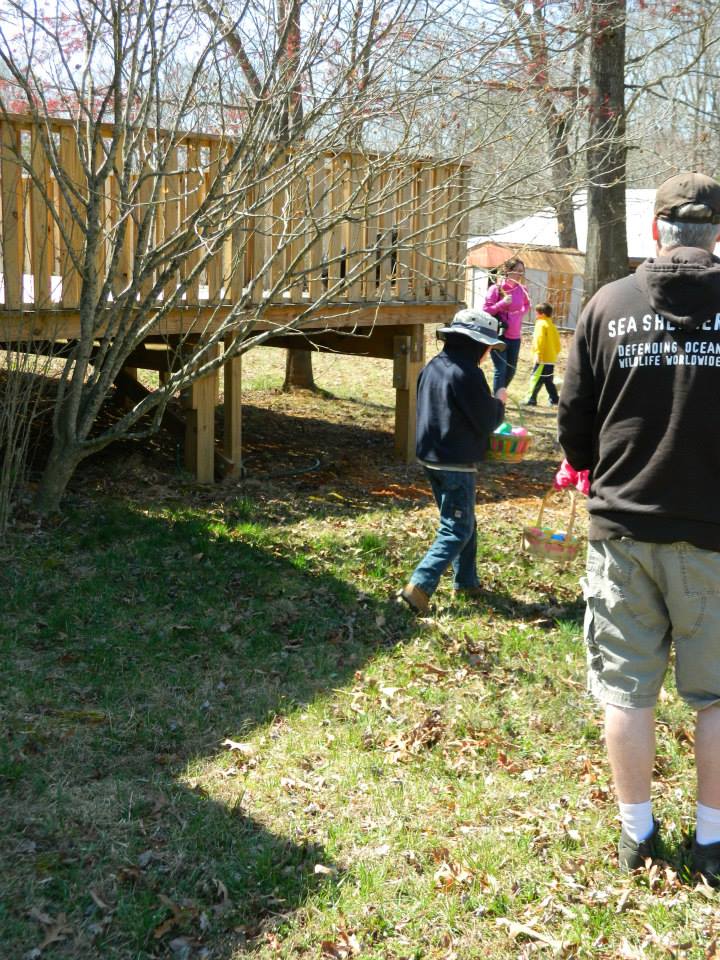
437,308,505,350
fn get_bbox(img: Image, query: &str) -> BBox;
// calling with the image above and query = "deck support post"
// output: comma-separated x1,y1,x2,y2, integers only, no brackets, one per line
120,367,138,411
393,324,425,462
183,345,219,483
223,336,243,477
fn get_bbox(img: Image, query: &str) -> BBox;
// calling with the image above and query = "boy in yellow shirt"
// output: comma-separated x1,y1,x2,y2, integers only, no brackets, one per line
524,302,561,406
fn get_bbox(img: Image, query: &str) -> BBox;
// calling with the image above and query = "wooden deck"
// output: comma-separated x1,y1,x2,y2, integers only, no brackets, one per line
0,115,468,481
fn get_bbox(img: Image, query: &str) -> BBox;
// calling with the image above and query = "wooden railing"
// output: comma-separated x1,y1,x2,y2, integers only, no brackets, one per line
0,115,469,316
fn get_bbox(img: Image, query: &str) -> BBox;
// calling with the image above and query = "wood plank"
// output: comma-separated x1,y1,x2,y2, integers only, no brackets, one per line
133,138,157,302
364,160,382,302
426,166,442,302
305,156,326,302
112,135,134,299
0,301,458,341
435,165,451,300
161,144,180,303
326,155,344,293
447,164,469,303
229,170,251,304
206,140,224,302
58,126,84,308
394,168,413,301
256,330,386,359
267,148,286,299
30,125,52,309
375,167,395,301
250,154,273,302
415,165,432,302
285,151,306,304
0,121,23,310
183,141,203,305
121,344,173,371
341,154,363,301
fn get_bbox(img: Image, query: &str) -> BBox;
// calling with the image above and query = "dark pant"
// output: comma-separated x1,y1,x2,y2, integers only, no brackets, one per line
527,362,559,403
491,336,521,392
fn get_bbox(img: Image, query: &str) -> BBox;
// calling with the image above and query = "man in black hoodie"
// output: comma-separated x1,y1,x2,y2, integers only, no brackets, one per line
558,172,720,883
399,309,507,615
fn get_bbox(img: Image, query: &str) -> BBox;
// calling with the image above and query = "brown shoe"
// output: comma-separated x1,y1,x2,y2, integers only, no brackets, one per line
398,583,430,615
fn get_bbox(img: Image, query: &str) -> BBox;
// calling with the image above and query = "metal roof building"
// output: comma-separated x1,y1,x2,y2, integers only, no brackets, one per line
465,190,660,328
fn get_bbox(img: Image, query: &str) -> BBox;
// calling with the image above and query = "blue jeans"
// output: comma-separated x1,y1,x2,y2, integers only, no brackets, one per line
410,468,479,596
491,336,521,392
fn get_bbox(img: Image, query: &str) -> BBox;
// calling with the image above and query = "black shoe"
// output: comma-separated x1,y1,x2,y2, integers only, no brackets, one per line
549,400,559,406
692,837,720,886
523,400,537,406
618,819,660,871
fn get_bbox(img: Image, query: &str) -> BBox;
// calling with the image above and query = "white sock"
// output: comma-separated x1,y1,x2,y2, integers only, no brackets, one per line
619,800,654,843
696,803,720,846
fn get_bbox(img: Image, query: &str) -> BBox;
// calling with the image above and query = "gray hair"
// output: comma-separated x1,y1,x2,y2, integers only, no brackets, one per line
656,216,719,252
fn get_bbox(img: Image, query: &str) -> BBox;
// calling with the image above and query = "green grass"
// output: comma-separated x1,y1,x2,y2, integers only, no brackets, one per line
2,346,717,958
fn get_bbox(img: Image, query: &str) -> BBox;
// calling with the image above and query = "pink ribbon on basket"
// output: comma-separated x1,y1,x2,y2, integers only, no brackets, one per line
553,458,590,497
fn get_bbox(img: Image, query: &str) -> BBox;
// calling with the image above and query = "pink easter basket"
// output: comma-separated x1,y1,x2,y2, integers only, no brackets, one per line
522,487,582,564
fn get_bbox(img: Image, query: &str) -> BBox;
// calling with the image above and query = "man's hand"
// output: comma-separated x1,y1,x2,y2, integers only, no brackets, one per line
495,387,508,404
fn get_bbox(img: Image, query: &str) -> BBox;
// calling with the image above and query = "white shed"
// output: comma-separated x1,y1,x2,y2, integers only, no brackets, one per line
466,190,660,329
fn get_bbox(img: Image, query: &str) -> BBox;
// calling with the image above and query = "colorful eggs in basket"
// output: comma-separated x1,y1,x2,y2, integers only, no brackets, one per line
487,422,532,463
526,526,567,542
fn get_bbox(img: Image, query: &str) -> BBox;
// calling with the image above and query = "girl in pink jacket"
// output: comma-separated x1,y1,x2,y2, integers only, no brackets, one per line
483,257,531,392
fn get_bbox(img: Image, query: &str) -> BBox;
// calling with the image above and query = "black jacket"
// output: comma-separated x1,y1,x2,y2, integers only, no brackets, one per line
416,341,505,466
558,246,720,549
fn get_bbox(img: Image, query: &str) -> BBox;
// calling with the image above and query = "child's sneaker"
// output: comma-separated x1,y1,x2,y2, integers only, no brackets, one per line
398,583,430,615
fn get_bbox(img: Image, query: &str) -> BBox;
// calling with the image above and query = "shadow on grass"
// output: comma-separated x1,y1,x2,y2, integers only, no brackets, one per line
1,501,414,958
476,583,584,626
76,396,565,520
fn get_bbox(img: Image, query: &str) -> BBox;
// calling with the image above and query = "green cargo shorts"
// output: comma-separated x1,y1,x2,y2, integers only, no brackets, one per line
582,538,720,710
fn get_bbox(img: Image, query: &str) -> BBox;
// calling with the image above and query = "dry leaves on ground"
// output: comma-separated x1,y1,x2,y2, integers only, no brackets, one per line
384,710,445,763
321,928,361,958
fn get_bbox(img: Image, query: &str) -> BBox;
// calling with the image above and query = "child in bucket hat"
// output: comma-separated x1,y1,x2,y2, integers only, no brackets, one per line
398,309,507,614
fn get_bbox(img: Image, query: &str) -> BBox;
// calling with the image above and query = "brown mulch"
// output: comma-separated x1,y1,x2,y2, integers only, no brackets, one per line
16,376,571,529
85,385,564,514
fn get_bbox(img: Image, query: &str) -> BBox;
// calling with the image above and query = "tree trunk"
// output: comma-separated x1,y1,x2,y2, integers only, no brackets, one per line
283,348,317,391
584,0,628,304
33,440,85,515
548,115,579,249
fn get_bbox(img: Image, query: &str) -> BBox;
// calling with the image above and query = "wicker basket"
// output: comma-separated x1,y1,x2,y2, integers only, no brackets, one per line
487,430,533,463
521,487,582,563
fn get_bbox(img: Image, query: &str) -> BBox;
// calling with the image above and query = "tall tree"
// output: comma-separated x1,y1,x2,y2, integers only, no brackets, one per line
584,0,627,301
199,0,315,389
499,0,590,248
